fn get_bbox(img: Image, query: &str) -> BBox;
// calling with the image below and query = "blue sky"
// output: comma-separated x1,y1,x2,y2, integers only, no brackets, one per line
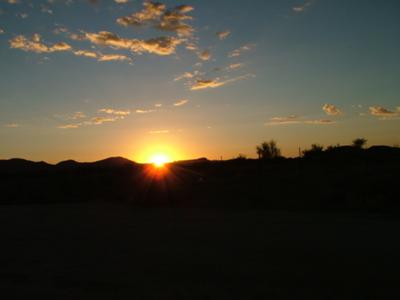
1,0,399,162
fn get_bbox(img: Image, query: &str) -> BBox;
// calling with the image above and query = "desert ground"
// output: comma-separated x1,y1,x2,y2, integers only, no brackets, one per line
1,204,399,299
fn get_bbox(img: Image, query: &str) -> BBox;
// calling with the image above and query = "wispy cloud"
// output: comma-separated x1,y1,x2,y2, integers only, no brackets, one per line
116,2,166,26
10,34,71,53
84,31,183,56
322,104,342,116
73,49,98,58
292,1,313,13
54,111,86,121
58,124,80,129
70,111,86,119
58,107,129,129
116,1,195,37
190,79,226,90
9,32,134,64
265,115,301,125
73,50,131,62
217,30,230,40
173,99,189,106
190,74,255,91
304,119,335,125
89,116,120,125
369,106,399,119
59,116,123,128
156,5,194,37
174,70,202,81
149,129,169,134
4,123,20,128
17,13,28,19
198,50,211,61
185,42,198,51
98,108,131,116
53,27,69,35
227,63,244,70
69,33,86,41
228,44,255,58
265,115,335,126
135,109,155,114
97,54,131,62
41,5,53,14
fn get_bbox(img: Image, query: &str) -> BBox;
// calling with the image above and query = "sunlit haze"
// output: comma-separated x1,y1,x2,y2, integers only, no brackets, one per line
149,153,170,167
1,0,399,163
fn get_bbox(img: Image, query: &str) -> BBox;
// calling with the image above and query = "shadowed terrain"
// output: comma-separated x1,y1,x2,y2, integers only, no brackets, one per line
1,146,400,298
1,146,399,211
1,204,400,299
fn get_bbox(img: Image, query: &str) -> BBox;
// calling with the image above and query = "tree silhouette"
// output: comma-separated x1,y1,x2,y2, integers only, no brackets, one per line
302,144,324,158
256,140,281,159
352,138,367,149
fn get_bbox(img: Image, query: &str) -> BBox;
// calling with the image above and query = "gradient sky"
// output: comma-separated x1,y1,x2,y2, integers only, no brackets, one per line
1,0,399,163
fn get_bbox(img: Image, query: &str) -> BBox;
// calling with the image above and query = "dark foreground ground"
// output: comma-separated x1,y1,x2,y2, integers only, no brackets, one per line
1,204,399,299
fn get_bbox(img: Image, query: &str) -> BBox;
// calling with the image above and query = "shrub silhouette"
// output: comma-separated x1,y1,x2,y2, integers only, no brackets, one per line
326,144,341,152
302,144,324,158
256,140,281,159
235,153,247,160
352,138,367,149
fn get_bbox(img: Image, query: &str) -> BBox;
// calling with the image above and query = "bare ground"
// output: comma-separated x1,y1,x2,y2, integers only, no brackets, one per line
0,204,399,299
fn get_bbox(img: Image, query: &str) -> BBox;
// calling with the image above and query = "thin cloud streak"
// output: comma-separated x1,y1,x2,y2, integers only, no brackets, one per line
135,109,155,114
173,99,189,106
265,115,335,126
228,44,255,58
98,108,131,116
4,123,20,128
190,74,255,91
149,129,169,134
292,1,313,13
217,30,230,40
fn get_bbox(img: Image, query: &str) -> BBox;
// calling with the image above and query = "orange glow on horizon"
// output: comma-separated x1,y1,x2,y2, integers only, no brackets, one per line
133,142,181,164
149,153,170,168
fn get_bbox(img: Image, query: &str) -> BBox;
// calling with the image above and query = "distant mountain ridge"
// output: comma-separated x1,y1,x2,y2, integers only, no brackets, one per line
0,156,210,173
0,146,399,210
1,146,400,174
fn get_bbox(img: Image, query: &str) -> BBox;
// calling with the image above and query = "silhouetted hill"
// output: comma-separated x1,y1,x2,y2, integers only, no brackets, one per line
304,145,400,163
90,156,136,168
56,159,79,168
55,157,137,171
367,145,400,159
0,158,52,173
0,146,399,210
173,157,209,166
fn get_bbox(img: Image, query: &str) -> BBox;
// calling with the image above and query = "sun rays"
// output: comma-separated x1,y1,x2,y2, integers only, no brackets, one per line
150,153,170,168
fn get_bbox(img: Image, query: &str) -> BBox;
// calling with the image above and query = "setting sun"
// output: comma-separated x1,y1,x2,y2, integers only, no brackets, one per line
149,154,170,168
135,143,181,165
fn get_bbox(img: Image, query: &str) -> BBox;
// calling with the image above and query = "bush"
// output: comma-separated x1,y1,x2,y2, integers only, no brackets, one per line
256,140,281,159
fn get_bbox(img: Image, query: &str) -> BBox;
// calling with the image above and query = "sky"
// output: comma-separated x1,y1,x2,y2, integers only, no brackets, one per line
0,0,399,163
